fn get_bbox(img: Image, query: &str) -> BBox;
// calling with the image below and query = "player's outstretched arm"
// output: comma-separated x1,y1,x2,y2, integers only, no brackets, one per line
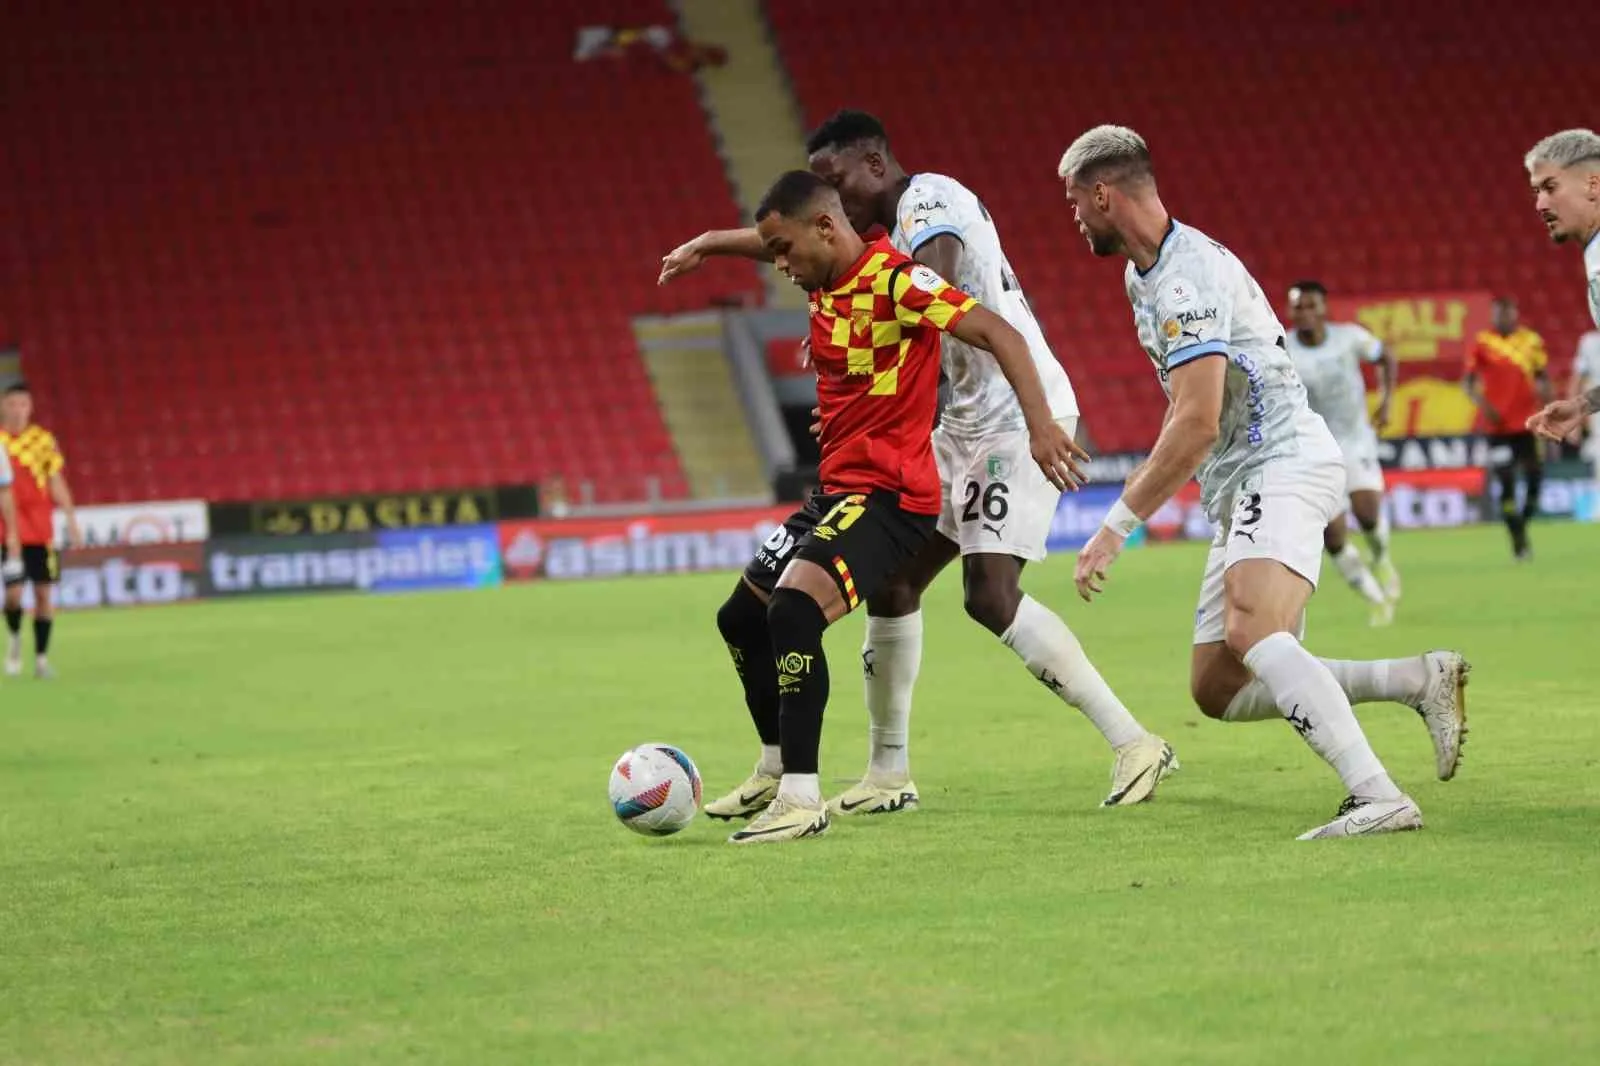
658,228,771,284
1075,357,1223,601
948,305,1088,491
1528,388,1599,443
1121,357,1223,519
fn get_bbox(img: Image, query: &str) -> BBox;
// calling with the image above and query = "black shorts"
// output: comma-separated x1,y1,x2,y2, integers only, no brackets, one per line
1487,432,1539,468
743,490,935,609
3,544,59,586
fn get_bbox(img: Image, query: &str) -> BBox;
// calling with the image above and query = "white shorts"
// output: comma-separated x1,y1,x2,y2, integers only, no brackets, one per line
933,417,1075,561
1339,435,1386,496
1192,456,1346,644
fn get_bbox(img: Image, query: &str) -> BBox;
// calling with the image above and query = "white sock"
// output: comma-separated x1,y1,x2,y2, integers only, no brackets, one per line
1241,632,1402,801
1226,655,1430,720
1318,656,1428,705
1363,512,1391,563
1334,544,1387,606
862,611,921,781
1001,594,1146,750
758,744,783,777
778,772,821,805
1222,680,1279,721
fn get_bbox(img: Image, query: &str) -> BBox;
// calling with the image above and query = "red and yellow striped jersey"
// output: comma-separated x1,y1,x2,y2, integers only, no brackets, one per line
0,424,64,545
808,237,976,514
1465,327,1546,433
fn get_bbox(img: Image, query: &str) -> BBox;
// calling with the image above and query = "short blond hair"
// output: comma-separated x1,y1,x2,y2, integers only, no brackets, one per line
1058,125,1152,186
1525,129,1600,172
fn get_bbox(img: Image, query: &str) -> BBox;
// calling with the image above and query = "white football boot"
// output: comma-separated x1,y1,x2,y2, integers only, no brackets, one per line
728,795,830,844
1102,734,1179,807
703,767,779,821
827,777,919,817
1414,651,1470,781
1297,794,1424,840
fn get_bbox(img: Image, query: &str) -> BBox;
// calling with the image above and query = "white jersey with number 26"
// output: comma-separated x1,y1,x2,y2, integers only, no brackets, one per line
891,173,1078,438
1124,221,1339,520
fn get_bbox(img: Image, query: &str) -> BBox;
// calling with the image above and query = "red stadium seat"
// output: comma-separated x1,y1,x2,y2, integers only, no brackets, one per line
766,0,1596,451
1,0,760,504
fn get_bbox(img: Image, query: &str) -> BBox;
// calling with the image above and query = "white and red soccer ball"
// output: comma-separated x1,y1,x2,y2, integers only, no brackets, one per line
609,744,702,836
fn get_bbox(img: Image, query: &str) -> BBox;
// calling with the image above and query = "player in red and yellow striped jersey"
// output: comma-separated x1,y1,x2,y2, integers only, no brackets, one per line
1463,298,1550,560
708,171,1086,844
1,383,84,679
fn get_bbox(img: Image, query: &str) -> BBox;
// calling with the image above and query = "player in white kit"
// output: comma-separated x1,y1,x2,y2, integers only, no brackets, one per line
659,111,1176,816
1284,281,1401,624
1524,130,1600,443
1057,126,1469,839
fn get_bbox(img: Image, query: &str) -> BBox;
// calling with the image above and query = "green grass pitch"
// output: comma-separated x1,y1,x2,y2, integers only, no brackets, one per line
2,523,1598,1064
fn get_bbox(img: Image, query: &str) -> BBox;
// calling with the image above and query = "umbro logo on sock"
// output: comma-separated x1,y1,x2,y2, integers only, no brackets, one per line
1285,705,1313,737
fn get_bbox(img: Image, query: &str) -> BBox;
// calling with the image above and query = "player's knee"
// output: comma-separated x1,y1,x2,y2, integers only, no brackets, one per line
1222,611,1269,662
1189,675,1231,720
766,587,827,647
716,582,767,645
869,576,921,618
962,579,1020,636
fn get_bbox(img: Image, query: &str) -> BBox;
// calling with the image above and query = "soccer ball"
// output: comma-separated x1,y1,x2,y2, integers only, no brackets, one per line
609,744,702,836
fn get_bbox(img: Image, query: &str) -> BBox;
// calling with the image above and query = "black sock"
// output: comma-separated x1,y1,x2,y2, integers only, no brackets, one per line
715,583,780,745
4,607,21,636
1523,466,1543,523
33,617,52,657
1496,467,1524,547
766,588,830,775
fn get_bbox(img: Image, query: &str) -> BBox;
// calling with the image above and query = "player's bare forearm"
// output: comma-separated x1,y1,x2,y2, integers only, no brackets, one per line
1122,413,1216,517
948,306,1055,430
695,228,772,262
1121,359,1223,517
48,473,74,512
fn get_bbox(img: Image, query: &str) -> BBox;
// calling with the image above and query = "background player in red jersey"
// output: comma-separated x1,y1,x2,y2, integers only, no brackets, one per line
0,383,84,679
1463,298,1550,560
711,171,1085,844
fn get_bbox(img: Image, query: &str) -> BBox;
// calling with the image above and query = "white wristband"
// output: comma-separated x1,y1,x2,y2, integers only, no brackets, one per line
1102,498,1142,538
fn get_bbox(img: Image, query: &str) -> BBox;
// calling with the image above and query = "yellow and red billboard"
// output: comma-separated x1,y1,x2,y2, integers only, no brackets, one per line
1325,291,1492,438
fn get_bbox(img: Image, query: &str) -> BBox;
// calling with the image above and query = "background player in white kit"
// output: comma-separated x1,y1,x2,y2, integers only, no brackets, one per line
1285,281,1401,624
659,110,1176,815
1523,129,1600,443
1058,126,1470,839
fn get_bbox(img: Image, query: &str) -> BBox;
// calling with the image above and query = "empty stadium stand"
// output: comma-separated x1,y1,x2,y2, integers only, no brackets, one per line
2,0,761,504
766,0,1599,451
